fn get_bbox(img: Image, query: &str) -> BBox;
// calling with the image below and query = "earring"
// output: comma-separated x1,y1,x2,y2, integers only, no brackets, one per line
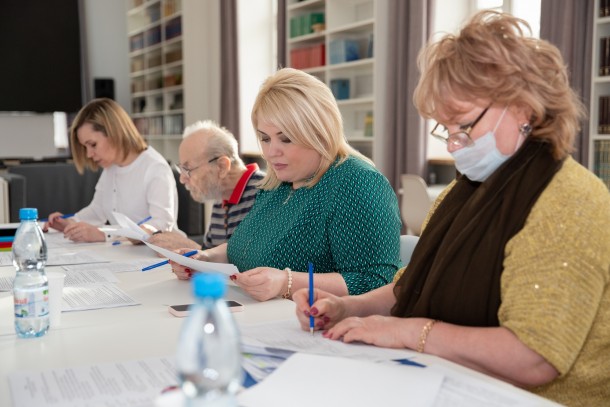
519,123,532,137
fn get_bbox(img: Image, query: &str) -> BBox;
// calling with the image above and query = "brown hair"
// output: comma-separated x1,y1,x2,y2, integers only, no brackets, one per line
251,68,372,190
70,98,147,173
413,10,585,160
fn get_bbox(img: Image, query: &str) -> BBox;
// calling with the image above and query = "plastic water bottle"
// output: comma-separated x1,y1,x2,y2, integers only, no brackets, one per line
176,273,243,407
12,207,49,338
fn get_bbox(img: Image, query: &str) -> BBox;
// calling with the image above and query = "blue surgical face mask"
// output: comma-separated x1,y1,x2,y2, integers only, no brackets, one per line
451,107,511,182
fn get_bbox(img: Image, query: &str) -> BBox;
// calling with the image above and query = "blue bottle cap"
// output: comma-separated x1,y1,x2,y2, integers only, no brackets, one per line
192,272,227,299
19,208,38,221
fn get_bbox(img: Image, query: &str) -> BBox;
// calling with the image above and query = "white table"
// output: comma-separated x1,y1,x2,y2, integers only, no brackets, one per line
0,239,560,407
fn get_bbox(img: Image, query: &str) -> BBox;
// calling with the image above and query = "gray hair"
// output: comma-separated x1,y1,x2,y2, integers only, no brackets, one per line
182,120,244,167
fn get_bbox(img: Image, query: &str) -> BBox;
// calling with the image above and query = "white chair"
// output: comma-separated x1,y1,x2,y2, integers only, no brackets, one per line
400,235,419,266
400,174,433,236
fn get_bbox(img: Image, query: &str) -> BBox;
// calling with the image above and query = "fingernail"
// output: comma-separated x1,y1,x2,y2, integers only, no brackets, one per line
322,330,330,338
310,307,319,316
230,274,237,281
323,316,330,323
185,268,191,273
317,320,325,328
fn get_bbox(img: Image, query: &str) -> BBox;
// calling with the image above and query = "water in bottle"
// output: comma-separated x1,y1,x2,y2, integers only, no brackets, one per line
176,273,243,407
13,207,49,338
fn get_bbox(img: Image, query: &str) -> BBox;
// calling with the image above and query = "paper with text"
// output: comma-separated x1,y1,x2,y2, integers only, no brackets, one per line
100,211,150,241
62,284,140,311
144,242,238,276
9,357,176,407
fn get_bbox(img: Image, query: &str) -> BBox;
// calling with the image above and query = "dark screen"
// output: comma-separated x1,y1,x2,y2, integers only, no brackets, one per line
0,0,83,113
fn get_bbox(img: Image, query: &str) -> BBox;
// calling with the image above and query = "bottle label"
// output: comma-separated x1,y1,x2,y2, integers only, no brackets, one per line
14,287,49,319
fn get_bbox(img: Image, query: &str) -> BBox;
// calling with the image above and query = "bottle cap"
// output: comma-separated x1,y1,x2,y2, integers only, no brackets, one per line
192,272,227,299
19,208,38,221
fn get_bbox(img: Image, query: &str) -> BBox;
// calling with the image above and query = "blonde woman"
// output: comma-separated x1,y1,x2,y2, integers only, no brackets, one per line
45,98,178,242
171,68,401,301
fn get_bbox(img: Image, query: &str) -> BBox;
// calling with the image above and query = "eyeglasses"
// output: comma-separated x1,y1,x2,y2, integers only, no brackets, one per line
175,156,221,178
430,106,490,148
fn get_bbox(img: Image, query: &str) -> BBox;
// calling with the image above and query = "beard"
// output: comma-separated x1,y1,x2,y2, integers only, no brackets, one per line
186,179,223,202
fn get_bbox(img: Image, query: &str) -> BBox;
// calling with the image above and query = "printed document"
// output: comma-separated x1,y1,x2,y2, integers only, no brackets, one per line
144,242,239,276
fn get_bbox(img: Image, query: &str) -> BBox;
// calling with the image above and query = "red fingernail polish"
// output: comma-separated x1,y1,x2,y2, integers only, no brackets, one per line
230,274,237,281
310,307,318,316
323,316,330,323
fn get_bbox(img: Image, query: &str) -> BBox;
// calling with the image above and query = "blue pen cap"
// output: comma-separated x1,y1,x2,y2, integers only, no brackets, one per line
19,208,38,221
192,272,227,299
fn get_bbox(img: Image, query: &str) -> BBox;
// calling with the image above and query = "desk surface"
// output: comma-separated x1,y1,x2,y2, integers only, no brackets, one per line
0,238,559,407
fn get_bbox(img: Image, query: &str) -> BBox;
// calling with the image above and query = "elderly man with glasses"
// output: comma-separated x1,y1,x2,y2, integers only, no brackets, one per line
148,120,264,251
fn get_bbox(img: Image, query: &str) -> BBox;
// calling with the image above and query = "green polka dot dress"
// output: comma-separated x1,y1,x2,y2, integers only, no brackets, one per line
227,156,401,295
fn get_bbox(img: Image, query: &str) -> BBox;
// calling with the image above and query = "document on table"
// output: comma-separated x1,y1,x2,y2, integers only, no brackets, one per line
0,269,119,291
8,357,176,407
63,258,162,274
240,319,417,362
44,232,103,249
0,250,109,267
62,284,140,311
238,353,443,407
144,242,239,276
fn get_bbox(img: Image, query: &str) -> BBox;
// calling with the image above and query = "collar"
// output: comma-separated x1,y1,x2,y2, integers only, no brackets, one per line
223,163,259,206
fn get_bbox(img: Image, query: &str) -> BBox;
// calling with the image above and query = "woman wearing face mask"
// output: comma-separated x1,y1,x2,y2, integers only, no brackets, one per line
292,10,610,407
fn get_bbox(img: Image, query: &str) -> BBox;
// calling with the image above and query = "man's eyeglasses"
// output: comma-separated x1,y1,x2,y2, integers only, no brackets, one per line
175,156,221,178
430,106,490,148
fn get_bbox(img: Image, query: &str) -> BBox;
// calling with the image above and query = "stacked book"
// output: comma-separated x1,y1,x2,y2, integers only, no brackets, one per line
594,140,610,189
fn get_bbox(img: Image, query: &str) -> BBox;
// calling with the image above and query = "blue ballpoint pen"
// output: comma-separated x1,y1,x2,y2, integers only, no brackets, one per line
141,249,199,272
137,215,152,225
308,262,314,335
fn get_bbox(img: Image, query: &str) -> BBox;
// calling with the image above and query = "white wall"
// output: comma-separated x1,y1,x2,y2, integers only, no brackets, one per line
83,0,130,110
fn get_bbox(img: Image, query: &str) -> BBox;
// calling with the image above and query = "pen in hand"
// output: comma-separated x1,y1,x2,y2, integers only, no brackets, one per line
308,262,314,336
141,249,199,272
137,215,152,226
40,213,75,223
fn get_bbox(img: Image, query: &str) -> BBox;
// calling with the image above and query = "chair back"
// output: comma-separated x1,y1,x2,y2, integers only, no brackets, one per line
399,234,419,266
400,174,433,236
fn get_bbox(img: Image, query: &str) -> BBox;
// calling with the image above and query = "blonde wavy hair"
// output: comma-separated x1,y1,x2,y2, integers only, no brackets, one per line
413,10,586,160
70,98,147,173
251,68,372,190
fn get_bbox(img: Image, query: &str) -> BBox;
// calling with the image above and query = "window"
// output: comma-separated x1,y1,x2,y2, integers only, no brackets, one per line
427,0,541,161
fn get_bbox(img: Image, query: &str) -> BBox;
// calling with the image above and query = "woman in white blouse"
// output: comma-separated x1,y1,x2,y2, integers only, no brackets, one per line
44,98,178,242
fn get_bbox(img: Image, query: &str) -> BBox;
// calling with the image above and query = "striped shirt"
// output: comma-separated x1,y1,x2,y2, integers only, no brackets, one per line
203,163,264,248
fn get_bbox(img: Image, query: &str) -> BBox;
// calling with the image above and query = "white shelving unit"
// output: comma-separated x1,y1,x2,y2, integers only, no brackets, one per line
127,0,184,164
286,0,383,162
590,0,610,189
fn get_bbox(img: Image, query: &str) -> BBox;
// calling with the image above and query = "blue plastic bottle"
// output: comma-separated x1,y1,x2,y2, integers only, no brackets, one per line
12,208,49,338
176,273,243,407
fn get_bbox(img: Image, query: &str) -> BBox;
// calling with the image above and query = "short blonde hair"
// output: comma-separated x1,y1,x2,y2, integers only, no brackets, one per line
251,68,372,190
413,10,585,160
70,98,147,173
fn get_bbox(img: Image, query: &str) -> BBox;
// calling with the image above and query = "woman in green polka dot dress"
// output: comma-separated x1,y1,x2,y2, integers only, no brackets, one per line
170,68,401,301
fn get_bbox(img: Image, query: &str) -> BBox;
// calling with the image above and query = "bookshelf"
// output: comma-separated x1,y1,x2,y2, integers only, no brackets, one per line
590,0,610,189
127,0,185,164
286,0,383,162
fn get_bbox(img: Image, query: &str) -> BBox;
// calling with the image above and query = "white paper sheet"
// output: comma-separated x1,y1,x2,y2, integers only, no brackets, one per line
102,211,150,241
62,258,162,274
143,242,239,276
237,353,444,407
239,319,417,362
8,357,176,407
0,250,109,267
61,284,140,311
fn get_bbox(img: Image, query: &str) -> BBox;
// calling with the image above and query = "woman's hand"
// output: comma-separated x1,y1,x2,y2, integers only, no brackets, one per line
324,315,413,349
169,249,206,280
230,267,287,301
63,222,105,242
293,288,349,332
43,212,74,232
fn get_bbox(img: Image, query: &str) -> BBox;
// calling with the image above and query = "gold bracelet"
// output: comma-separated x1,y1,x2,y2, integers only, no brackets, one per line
416,319,438,353
282,268,292,299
